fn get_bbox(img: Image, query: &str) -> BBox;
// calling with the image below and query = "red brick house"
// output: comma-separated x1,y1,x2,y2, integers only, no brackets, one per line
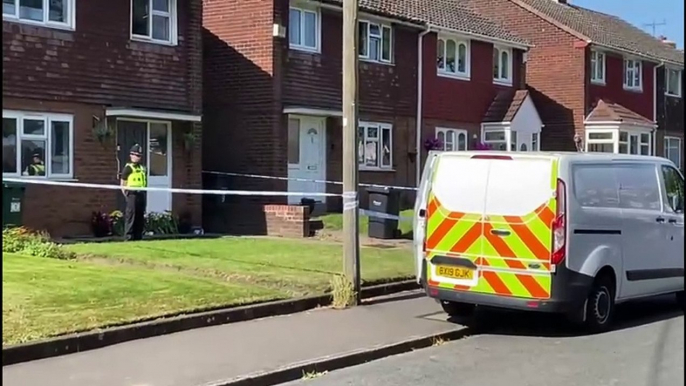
467,0,684,164
2,0,203,236
203,0,544,234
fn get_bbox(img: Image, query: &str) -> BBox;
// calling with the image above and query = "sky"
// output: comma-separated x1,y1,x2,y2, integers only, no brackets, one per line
572,0,684,49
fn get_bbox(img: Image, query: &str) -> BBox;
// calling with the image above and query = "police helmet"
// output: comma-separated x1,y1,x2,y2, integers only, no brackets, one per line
130,144,143,155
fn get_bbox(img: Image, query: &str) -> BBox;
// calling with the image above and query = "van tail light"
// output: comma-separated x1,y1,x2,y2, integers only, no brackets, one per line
551,179,567,265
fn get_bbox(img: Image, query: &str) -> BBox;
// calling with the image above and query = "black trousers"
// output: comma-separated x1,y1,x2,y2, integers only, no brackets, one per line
124,192,146,241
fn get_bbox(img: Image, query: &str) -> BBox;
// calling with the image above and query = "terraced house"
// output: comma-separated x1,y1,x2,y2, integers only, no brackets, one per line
203,0,544,235
2,0,203,236
469,0,685,168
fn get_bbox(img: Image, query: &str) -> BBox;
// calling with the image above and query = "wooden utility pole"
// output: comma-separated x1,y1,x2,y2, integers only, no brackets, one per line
342,0,361,304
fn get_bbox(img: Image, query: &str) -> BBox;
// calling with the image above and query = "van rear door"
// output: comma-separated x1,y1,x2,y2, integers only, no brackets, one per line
425,153,558,300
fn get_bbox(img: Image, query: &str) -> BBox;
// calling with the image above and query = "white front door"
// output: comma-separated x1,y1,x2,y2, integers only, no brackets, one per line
146,122,172,213
516,132,532,152
287,116,326,205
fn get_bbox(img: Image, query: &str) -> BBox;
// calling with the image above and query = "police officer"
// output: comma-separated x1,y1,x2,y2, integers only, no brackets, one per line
25,150,45,176
120,144,147,241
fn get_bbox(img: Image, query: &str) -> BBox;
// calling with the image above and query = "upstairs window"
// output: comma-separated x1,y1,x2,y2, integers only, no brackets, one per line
590,50,605,84
289,6,319,52
623,58,642,91
665,67,682,97
493,46,512,85
664,136,682,169
437,37,470,78
131,0,177,45
2,0,74,29
359,20,392,63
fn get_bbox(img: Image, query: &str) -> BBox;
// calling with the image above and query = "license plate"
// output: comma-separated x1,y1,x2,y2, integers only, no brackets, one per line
436,265,474,280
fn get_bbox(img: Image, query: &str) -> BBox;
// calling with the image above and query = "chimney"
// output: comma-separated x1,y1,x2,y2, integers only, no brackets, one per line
552,0,568,3
659,35,677,49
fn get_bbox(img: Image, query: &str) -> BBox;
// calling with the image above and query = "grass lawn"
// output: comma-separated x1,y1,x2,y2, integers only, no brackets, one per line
66,237,413,295
2,253,283,346
3,237,413,345
320,209,414,236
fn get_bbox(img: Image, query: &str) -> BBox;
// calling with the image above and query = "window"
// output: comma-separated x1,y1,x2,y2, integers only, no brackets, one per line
289,6,319,52
435,128,468,151
664,136,682,169
665,67,682,97
572,165,619,208
437,37,469,78
2,110,73,178
617,131,651,155
590,50,605,84
131,0,176,45
288,118,300,164
359,20,392,63
358,122,392,169
616,164,661,211
483,130,507,151
661,165,684,213
623,58,642,90
2,0,73,28
493,46,512,85
532,133,539,151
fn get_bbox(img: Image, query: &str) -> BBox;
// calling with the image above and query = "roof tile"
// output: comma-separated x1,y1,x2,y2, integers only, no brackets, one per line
586,99,655,126
318,0,530,46
483,89,530,122
517,0,684,65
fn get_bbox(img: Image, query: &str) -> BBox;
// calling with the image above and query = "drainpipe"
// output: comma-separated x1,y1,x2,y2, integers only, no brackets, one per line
415,27,431,187
654,61,665,156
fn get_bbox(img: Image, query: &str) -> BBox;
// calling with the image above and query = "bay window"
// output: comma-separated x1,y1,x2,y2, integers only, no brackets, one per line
585,128,653,155
358,122,392,169
2,110,73,178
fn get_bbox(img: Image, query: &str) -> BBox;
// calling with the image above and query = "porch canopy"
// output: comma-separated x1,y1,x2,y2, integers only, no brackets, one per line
480,90,543,152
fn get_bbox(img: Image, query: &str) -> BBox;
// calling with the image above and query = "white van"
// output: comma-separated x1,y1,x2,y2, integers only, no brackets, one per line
414,151,684,331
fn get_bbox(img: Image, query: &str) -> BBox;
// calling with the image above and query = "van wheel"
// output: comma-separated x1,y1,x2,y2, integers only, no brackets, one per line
441,301,475,317
676,291,685,310
584,276,615,333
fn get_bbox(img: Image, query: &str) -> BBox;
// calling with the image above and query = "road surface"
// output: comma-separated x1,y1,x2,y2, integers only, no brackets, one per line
286,297,684,386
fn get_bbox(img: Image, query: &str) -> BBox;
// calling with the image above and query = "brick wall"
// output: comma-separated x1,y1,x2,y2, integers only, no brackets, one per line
263,205,311,237
470,0,586,151
2,0,201,112
422,34,525,123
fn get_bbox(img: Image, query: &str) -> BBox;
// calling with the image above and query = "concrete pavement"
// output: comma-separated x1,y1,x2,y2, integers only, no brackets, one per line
3,291,466,386
284,297,684,386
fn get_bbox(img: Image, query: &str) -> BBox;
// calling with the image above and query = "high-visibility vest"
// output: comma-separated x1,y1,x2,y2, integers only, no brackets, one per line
29,163,45,176
126,163,147,188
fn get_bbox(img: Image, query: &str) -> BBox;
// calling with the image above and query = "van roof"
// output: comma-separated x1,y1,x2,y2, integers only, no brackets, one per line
433,151,670,164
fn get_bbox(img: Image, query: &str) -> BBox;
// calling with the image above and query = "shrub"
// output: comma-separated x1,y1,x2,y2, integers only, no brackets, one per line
91,211,114,237
2,227,75,260
330,275,357,309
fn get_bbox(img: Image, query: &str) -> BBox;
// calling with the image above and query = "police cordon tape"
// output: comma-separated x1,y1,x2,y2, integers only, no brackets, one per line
203,170,419,191
1,177,413,223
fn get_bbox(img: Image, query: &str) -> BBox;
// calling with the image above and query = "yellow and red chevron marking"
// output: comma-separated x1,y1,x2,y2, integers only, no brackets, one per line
425,195,556,300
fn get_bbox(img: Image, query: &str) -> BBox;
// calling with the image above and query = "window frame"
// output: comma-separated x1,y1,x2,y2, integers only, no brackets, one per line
664,136,682,169
358,121,393,170
623,58,642,91
288,5,320,53
130,0,178,46
2,0,75,30
436,36,470,80
358,19,392,64
2,110,75,179
585,127,653,156
665,67,682,97
435,127,468,151
492,45,513,86
590,50,606,85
